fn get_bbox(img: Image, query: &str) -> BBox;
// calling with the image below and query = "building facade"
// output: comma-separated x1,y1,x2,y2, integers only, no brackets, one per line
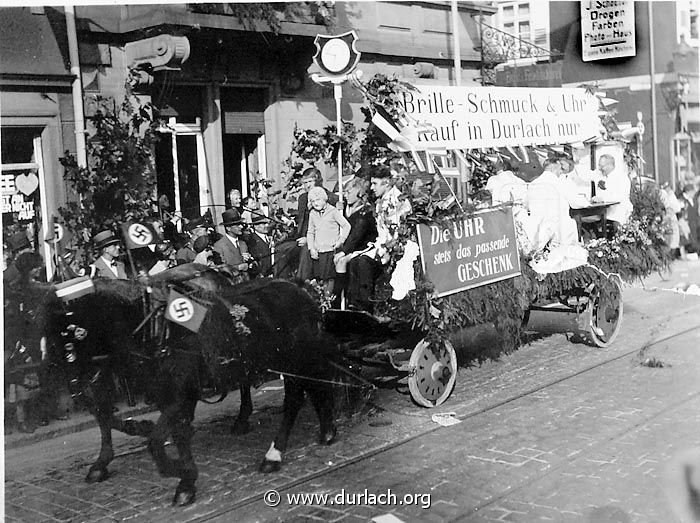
550,0,699,189
1,2,494,278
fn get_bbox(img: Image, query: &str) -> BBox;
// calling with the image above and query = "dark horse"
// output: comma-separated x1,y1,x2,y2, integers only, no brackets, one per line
37,265,339,505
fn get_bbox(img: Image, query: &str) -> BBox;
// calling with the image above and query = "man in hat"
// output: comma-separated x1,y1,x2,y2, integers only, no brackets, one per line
90,230,127,279
212,208,252,282
246,214,274,278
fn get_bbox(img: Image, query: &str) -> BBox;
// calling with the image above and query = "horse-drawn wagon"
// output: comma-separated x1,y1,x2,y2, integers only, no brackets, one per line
321,203,625,409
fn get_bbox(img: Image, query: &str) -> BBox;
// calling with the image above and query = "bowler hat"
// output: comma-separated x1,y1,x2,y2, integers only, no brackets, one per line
93,230,120,250
193,235,210,254
220,209,244,226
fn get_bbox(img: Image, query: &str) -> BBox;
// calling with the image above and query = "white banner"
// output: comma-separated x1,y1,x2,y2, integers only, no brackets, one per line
581,0,636,62
396,86,600,150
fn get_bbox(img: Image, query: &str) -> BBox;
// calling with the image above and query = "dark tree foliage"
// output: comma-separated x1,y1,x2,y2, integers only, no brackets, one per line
58,89,161,267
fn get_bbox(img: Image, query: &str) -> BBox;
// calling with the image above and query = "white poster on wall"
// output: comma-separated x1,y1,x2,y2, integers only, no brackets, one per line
580,0,636,61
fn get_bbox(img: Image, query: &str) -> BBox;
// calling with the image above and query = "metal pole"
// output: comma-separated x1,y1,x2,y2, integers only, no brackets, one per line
334,83,344,205
65,5,87,168
451,0,462,86
647,1,660,182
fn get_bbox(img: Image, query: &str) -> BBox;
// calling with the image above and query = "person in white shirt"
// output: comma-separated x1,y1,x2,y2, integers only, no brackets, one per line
592,154,633,228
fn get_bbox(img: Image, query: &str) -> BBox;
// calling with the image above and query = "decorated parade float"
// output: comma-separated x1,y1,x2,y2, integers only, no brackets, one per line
282,73,672,407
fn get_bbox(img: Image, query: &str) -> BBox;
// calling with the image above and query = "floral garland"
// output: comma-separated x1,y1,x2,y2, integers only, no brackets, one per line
280,74,671,357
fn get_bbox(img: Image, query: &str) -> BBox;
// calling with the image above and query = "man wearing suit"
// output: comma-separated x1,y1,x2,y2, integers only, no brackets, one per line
212,208,252,283
90,230,127,279
246,214,274,278
296,167,338,280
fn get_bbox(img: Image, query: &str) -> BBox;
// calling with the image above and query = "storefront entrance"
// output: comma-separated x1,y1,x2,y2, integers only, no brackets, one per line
1,127,52,278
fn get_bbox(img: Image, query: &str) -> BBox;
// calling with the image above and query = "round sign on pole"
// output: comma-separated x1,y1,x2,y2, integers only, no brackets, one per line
127,223,154,247
53,223,64,243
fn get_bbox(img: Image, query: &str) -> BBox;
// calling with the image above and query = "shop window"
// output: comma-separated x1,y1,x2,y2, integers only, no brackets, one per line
2,128,46,270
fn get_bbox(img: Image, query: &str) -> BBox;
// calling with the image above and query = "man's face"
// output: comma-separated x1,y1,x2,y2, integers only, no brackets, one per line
559,160,573,174
105,243,120,257
190,226,207,239
226,224,244,237
371,177,390,198
254,221,270,235
301,177,316,193
598,158,613,176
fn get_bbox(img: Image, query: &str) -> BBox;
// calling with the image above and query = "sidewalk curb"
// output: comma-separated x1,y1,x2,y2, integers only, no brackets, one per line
4,404,158,451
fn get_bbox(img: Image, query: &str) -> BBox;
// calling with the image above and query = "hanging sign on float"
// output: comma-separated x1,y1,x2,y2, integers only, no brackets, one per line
393,86,600,150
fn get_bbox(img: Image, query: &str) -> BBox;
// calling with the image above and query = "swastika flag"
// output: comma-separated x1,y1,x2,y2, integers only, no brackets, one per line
121,221,161,250
164,289,209,333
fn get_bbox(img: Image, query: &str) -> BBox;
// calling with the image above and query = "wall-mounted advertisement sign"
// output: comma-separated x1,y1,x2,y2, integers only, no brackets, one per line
581,0,636,62
395,86,599,150
495,62,563,88
415,206,521,298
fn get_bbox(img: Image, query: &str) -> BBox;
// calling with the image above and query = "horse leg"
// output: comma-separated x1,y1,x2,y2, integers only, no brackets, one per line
147,402,180,479
308,386,337,445
232,381,252,435
259,378,305,474
85,378,118,483
171,394,198,506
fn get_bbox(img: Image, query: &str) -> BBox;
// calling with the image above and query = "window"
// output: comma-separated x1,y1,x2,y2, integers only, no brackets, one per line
519,21,530,40
519,3,530,17
504,22,515,34
502,5,514,18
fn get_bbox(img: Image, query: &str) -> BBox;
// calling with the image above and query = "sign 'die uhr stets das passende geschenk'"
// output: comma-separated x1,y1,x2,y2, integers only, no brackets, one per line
416,206,521,298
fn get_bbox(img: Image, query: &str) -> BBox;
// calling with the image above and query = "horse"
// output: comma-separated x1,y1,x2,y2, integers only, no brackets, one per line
37,265,340,506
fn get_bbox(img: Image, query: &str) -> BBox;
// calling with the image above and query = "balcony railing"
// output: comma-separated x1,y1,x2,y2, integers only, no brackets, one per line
477,19,560,85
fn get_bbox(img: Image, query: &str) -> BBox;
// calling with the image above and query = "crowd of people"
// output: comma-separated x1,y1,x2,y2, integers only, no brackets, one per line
4,152,698,434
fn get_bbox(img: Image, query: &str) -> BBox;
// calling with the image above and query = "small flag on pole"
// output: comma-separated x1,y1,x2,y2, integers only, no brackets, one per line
55,276,95,303
371,106,402,144
164,289,209,333
121,222,161,250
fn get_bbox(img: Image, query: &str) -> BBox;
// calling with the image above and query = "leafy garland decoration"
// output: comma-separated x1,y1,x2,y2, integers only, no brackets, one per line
282,74,671,354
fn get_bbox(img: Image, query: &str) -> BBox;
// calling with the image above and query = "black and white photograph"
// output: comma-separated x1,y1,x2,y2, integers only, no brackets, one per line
2,1,700,521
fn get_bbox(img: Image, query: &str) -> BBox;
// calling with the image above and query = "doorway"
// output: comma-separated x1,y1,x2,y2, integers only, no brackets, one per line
221,88,267,204
155,119,208,228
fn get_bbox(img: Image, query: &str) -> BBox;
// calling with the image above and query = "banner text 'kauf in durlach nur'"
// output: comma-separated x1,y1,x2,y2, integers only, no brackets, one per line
396,86,600,151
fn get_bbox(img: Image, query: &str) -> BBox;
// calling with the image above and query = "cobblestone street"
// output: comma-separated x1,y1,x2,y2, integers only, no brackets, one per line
4,261,700,522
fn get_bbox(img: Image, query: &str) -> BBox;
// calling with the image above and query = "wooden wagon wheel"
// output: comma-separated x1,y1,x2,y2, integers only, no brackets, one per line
407,338,457,408
578,280,623,347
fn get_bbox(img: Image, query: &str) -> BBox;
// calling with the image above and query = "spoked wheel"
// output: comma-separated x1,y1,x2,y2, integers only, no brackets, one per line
407,338,457,408
578,280,623,347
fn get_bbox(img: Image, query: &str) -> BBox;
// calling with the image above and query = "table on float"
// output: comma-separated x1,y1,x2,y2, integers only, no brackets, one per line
569,201,619,239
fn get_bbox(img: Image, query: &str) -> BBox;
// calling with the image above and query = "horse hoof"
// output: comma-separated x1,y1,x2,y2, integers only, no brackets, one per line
259,459,281,474
231,420,251,435
85,467,109,483
318,427,337,446
172,482,196,506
